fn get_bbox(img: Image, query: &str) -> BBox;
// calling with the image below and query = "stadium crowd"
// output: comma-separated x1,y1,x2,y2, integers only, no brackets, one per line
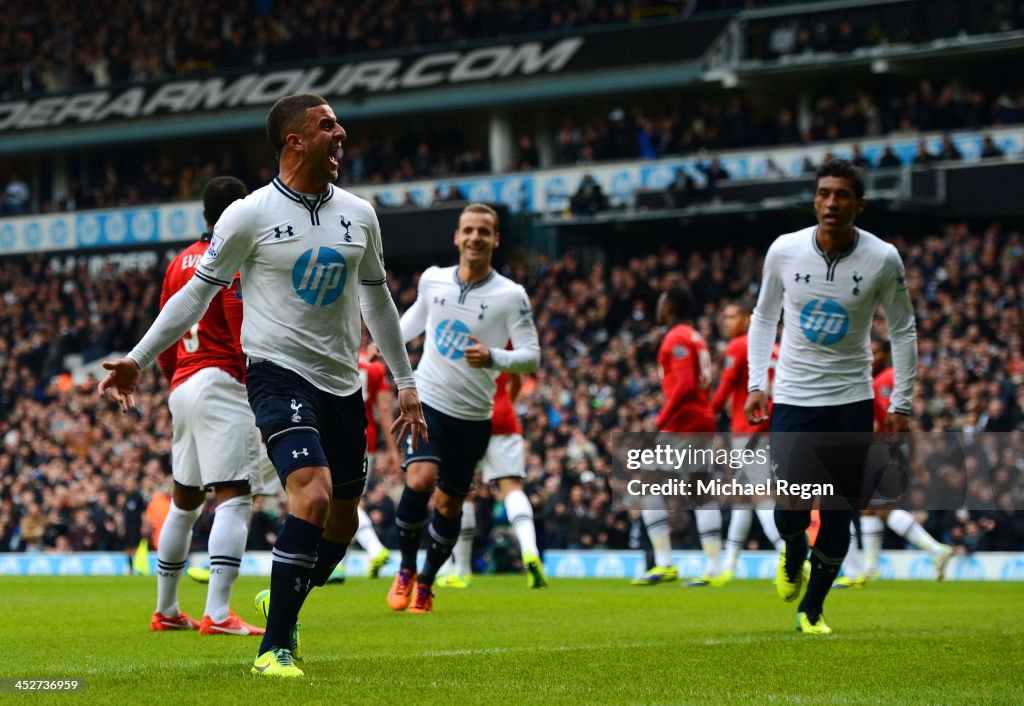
0,0,663,100
4,74,1018,217
1,220,1022,561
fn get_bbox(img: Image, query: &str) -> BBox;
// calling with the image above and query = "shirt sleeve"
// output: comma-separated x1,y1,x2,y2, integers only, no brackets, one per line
710,338,741,415
194,200,253,289
358,205,387,286
128,275,222,370
399,274,429,344
656,336,698,428
155,260,179,382
747,241,784,392
360,281,416,389
224,275,244,360
489,287,541,373
879,247,917,415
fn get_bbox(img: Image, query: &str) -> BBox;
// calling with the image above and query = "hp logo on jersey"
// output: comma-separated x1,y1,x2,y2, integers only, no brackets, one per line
799,298,849,345
435,319,472,359
292,247,347,306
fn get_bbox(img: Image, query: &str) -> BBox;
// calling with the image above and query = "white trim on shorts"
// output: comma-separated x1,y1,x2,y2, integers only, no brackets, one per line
477,433,526,484
168,366,261,491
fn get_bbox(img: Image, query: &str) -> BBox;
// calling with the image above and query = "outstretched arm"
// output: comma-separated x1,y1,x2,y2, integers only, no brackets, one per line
99,275,221,413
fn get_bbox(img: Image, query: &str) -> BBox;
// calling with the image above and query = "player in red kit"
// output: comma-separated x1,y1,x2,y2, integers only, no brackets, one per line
837,337,952,587
708,300,784,585
151,176,265,637
634,286,716,586
328,344,398,582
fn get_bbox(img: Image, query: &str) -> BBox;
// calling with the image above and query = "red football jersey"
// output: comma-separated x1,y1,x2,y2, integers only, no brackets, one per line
157,240,244,392
656,323,715,433
491,372,522,435
710,334,778,433
873,366,894,429
359,350,388,452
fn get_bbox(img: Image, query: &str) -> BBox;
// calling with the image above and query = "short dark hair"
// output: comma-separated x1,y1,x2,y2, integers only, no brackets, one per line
664,285,695,319
202,176,248,234
815,158,865,198
871,336,892,355
731,298,755,316
266,93,328,159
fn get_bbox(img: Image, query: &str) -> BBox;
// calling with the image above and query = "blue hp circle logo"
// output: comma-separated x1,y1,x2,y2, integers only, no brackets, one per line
292,247,347,306
435,319,472,359
799,298,849,345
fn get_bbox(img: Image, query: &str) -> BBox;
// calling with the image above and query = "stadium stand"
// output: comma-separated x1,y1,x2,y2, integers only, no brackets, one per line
1,0,1023,568
1,222,1022,556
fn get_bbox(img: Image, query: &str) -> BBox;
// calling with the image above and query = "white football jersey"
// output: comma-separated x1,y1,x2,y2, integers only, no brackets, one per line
748,226,917,413
196,178,387,397
401,265,540,420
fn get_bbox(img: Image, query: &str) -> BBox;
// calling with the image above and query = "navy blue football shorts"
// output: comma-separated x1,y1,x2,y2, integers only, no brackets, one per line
246,360,368,499
769,399,874,510
402,402,491,498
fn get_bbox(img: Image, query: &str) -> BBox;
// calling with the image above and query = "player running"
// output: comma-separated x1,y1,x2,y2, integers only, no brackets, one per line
436,371,548,589
388,203,541,614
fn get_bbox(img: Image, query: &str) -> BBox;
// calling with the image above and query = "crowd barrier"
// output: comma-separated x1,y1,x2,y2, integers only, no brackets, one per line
1,550,1021,580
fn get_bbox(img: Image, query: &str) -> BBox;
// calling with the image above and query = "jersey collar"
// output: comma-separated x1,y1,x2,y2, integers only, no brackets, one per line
272,178,335,225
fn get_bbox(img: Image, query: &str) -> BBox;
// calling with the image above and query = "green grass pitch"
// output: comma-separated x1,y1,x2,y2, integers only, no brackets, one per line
2,575,1021,704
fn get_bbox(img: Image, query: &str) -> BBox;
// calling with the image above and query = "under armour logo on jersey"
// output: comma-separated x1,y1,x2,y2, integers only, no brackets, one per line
434,296,446,306
290,399,303,422
294,577,310,594
852,272,863,296
478,303,489,320
291,448,309,459
274,224,295,239
795,273,810,283
339,215,352,242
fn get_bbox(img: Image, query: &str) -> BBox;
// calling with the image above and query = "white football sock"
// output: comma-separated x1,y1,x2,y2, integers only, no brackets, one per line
452,500,476,577
887,508,943,553
860,514,884,574
155,502,202,616
642,507,673,568
841,520,863,578
695,504,722,577
724,505,752,574
755,499,784,551
355,506,385,558
504,489,539,559
204,495,252,623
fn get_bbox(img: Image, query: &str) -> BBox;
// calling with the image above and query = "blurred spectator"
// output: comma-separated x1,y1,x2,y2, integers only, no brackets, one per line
513,135,540,171
981,135,1005,159
937,136,963,161
2,173,29,215
850,144,871,170
570,174,608,215
667,168,698,208
878,146,903,168
912,139,936,165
